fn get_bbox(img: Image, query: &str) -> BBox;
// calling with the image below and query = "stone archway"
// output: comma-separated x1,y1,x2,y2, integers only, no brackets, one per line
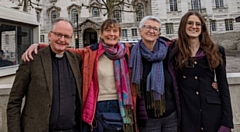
79,19,100,47
83,28,98,47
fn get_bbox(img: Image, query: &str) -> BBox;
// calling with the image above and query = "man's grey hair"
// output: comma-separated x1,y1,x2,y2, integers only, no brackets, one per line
51,18,74,31
139,16,161,29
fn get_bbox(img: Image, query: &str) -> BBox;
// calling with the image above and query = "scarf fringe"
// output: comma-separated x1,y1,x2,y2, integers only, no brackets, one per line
123,124,134,132
146,91,166,117
135,84,141,97
123,107,134,132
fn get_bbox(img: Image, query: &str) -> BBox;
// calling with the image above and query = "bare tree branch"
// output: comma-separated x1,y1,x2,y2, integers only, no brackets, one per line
18,0,42,12
95,0,105,6
82,3,107,10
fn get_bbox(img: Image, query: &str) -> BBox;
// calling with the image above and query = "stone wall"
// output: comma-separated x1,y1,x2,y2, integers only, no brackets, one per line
228,73,240,132
211,31,240,50
0,84,11,132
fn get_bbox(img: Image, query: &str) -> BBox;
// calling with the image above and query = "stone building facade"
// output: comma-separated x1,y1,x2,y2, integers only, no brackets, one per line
151,0,240,49
1,0,240,48
1,0,152,47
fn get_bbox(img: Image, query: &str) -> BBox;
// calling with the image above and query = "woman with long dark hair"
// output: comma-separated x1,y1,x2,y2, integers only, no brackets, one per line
168,11,233,132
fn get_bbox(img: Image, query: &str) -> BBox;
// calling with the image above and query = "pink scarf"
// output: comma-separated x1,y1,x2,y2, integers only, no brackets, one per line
94,42,134,130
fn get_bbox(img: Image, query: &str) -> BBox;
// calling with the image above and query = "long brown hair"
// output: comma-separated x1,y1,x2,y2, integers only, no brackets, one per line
175,11,222,70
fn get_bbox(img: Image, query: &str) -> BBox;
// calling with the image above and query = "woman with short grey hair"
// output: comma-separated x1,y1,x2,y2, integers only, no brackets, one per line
130,15,179,132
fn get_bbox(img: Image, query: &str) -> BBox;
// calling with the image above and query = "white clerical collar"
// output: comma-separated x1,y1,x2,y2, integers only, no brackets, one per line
55,54,64,58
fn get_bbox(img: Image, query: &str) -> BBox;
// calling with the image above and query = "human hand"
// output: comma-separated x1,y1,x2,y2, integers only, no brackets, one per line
212,81,219,92
21,43,39,62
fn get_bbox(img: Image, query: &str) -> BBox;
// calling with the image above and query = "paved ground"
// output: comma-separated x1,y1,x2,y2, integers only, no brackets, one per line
226,50,240,73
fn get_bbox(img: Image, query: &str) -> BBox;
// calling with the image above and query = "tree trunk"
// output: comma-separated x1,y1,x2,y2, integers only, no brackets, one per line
106,0,114,18
107,10,114,18
23,0,28,12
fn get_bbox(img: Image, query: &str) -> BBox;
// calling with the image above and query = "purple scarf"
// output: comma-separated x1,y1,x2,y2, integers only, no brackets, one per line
129,38,168,116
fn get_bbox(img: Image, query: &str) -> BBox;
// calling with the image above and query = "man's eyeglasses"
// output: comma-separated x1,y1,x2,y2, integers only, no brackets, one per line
50,31,72,40
186,21,202,27
142,25,160,33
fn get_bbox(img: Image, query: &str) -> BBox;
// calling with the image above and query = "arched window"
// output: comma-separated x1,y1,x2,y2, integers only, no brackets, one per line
114,6,122,23
71,9,78,23
51,11,57,23
136,3,144,22
92,8,99,17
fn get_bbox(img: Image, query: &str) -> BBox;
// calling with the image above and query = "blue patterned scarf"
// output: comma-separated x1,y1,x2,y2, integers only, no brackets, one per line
129,38,168,116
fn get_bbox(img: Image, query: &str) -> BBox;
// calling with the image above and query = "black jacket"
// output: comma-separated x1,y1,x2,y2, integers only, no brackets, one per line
168,43,233,132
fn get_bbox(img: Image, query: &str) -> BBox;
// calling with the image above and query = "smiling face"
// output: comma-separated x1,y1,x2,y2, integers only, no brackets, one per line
139,19,160,43
100,25,120,47
185,15,202,39
100,19,121,47
48,20,73,54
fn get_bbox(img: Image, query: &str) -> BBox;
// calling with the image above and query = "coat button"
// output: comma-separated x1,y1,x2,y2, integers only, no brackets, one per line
196,91,199,95
183,75,186,79
201,127,204,131
194,76,198,79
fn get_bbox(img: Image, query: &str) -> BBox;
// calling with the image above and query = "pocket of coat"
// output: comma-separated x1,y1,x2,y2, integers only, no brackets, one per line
206,96,221,105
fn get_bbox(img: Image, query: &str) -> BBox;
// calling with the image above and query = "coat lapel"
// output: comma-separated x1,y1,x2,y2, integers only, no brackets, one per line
66,52,81,93
40,46,53,99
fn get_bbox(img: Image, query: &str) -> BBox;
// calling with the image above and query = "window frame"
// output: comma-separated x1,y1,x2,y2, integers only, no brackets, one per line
51,11,58,23
191,0,201,10
215,0,224,8
170,0,178,11
71,9,78,24
92,7,100,17
40,35,45,42
136,3,144,22
225,19,233,31
131,28,138,36
114,6,122,23
165,23,174,34
122,29,128,37
210,20,216,31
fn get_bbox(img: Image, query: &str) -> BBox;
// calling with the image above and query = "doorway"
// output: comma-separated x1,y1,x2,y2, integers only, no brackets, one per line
83,28,98,47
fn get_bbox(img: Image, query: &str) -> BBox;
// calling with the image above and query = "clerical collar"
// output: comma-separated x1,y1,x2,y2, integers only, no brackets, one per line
50,47,64,58
55,54,64,58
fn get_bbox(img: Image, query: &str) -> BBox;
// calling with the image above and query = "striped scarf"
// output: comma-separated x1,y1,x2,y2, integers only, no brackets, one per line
129,38,168,116
99,42,134,131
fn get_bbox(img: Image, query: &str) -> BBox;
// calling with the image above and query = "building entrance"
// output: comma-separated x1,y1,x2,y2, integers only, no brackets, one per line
83,28,98,47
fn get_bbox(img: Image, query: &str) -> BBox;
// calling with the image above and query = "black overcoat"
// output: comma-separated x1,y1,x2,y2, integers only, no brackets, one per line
168,44,233,132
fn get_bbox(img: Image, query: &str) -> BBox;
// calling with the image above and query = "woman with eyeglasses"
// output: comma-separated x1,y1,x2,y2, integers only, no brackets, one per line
168,11,233,132
129,16,179,132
